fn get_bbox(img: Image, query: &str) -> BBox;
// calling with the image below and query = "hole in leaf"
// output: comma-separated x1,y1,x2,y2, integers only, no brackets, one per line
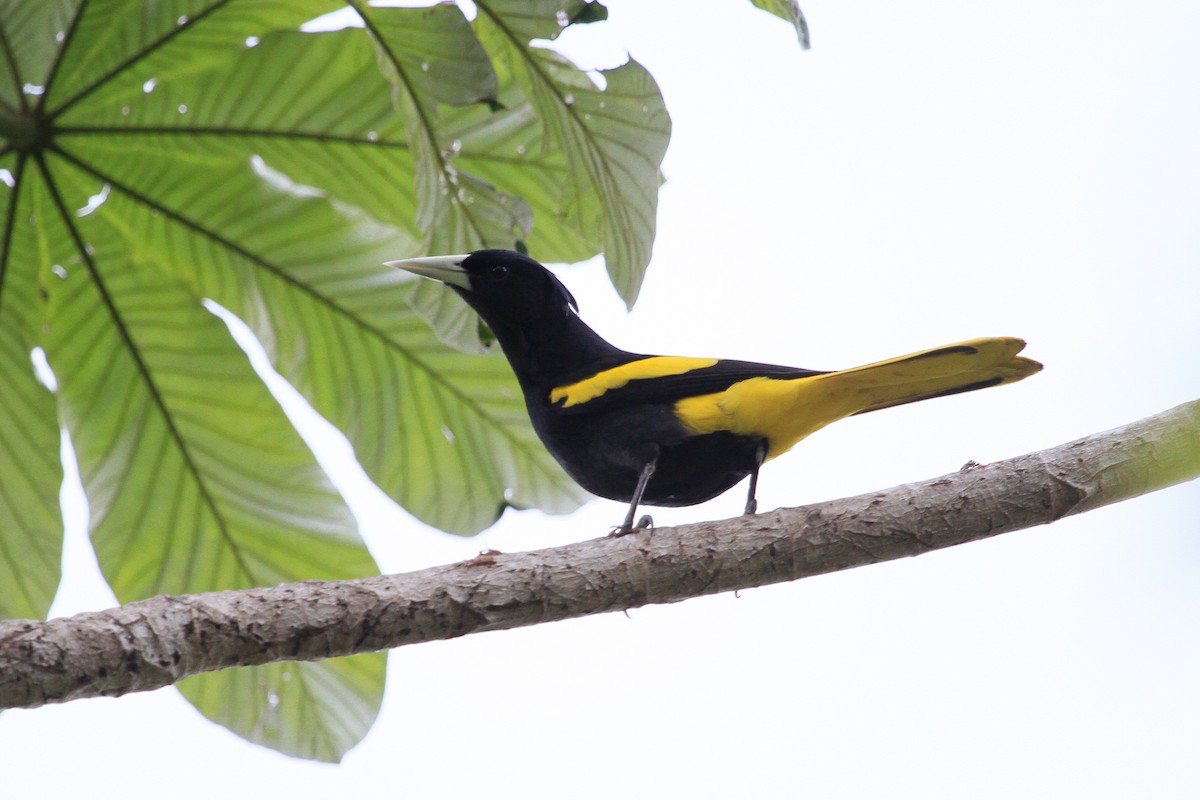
30,348,58,392
75,184,111,218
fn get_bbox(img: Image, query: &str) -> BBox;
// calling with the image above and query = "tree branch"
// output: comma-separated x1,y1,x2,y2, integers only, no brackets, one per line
2,399,1197,710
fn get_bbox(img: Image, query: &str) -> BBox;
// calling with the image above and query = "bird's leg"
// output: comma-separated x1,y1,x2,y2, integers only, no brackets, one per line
613,458,656,536
744,440,768,516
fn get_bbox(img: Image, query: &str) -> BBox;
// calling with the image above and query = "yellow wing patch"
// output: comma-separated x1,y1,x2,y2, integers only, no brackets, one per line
550,356,719,408
674,375,845,461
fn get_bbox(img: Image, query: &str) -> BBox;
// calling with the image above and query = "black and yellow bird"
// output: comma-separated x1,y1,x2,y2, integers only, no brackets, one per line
387,250,1042,532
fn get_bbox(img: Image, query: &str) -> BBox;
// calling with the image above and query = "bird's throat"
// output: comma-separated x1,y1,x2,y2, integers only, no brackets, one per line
471,300,628,390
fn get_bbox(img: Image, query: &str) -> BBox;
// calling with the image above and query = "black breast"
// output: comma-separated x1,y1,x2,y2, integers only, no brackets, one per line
528,395,763,508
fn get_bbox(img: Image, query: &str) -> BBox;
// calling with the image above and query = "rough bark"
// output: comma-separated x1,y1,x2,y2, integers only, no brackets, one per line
1,399,1197,710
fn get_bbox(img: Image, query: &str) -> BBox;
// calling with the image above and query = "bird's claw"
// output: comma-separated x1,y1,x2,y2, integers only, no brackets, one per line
608,514,655,537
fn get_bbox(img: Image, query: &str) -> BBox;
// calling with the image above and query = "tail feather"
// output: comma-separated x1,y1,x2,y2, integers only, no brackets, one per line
678,337,1041,461
843,337,1043,416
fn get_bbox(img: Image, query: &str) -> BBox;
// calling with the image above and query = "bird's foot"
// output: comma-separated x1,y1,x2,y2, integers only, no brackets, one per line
608,514,654,537
744,498,758,516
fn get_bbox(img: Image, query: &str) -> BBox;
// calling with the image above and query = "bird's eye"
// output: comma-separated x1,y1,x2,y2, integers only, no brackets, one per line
490,265,509,280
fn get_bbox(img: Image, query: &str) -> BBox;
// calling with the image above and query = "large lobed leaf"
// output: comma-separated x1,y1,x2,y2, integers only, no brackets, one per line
17,144,385,763
472,0,672,307
52,20,590,534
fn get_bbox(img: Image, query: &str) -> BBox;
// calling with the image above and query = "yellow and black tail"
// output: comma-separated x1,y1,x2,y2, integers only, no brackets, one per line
675,337,1042,460
840,337,1042,415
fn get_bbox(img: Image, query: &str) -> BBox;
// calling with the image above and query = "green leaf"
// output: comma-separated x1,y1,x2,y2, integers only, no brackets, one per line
34,159,383,761
42,165,369,597
362,3,534,259
51,8,588,533
474,0,672,306
0,158,63,620
0,0,402,760
45,0,342,111
53,129,585,534
0,0,81,112
750,0,811,48
357,3,537,347
443,47,598,266
360,2,499,107
178,657,385,763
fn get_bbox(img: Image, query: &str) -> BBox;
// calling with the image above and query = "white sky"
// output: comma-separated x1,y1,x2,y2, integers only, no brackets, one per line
4,1,1200,797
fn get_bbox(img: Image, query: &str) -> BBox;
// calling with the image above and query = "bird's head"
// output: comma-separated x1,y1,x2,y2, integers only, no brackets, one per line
386,250,579,331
